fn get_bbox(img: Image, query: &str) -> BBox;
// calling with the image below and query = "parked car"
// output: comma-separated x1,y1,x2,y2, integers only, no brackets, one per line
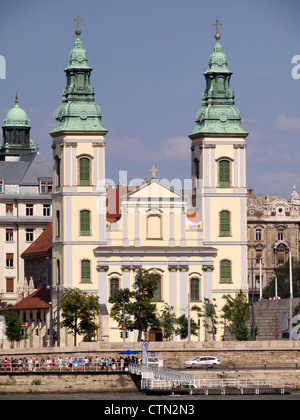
184,356,220,368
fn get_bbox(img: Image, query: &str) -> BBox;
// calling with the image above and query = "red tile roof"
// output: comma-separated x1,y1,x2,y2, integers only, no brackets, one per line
21,223,52,257
12,286,50,310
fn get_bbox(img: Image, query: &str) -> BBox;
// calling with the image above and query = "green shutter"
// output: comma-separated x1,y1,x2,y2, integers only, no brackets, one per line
191,278,199,301
220,211,230,236
81,260,91,283
80,158,90,185
80,210,90,235
220,260,231,283
219,160,230,187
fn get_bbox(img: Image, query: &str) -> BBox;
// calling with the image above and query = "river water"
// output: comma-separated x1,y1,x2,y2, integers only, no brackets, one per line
1,391,300,400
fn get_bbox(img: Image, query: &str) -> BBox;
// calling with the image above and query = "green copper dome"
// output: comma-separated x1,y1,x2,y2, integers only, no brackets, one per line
3,96,30,128
51,33,107,134
190,40,248,137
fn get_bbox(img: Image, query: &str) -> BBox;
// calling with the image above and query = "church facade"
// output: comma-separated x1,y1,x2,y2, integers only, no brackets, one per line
50,25,248,342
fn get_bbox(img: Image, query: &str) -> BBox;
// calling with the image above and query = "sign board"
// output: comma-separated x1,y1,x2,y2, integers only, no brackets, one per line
22,323,27,329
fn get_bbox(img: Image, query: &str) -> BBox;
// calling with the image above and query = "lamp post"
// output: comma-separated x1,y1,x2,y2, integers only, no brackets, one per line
248,257,256,341
289,250,293,341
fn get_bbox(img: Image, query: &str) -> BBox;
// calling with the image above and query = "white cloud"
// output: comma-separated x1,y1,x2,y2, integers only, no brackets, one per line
275,114,300,131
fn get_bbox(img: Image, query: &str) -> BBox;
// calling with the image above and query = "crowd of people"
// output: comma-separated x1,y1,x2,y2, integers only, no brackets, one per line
0,355,140,372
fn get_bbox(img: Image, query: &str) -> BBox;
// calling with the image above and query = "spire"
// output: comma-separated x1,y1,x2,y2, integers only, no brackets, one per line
190,23,248,137
51,19,107,134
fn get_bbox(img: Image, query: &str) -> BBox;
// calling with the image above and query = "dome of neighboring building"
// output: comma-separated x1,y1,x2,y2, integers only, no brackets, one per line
3,95,30,128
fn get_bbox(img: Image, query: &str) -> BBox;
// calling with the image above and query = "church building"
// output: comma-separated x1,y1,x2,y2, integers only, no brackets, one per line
50,22,248,343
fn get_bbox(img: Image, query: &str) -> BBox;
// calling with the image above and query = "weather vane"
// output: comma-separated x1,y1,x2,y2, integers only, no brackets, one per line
213,19,222,40
74,15,83,36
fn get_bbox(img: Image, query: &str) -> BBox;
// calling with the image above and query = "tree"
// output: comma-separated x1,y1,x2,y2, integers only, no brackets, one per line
60,288,100,346
158,303,177,341
5,310,27,345
221,291,251,341
197,298,219,340
176,314,198,340
263,259,300,299
108,268,160,342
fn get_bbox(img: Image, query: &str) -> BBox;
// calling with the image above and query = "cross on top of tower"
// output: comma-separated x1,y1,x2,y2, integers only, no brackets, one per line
150,164,158,179
74,15,83,36
213,19,222,40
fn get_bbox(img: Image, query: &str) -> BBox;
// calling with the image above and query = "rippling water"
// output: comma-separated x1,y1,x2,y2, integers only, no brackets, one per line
1,391,300,400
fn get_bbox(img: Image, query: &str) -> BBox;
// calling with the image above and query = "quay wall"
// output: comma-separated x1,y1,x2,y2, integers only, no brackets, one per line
1,341,300,368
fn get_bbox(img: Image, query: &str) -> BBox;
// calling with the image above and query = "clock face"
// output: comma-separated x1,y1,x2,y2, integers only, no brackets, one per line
80,111,87,120
217,58,224,66
219,114,227,123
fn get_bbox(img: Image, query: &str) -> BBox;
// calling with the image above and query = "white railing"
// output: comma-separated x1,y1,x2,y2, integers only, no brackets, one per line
194,378,272,389
129,364,195,388
141,377,272,390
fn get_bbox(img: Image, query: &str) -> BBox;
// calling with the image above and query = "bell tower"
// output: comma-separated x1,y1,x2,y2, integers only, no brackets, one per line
50,19,108,296
189,23,249,302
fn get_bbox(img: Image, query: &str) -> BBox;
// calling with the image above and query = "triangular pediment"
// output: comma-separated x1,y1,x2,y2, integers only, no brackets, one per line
121,179,184,205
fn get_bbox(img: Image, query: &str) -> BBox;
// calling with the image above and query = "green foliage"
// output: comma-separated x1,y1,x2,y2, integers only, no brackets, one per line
197,298,218,340
158,303,177,341
5,310,27,344
108,268,160,342
263,259,300,299
60,288,100,345
176,314,198,340
221,291,251,341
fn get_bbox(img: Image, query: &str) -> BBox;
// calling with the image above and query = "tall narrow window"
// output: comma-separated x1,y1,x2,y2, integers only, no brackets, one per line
220,260,231,284
152,275,162,301
6,204,13,215
6,229,13,242
56,210,60,237
6,253,14,268
81,260,91,283
56,259,61,285
190,278,200,301
56,157,61,187
110,278,120,296
256,229,261,241
80,210,90,236
220,211,230,236
79,158,90,186
6,278,14,293
219,160,230,187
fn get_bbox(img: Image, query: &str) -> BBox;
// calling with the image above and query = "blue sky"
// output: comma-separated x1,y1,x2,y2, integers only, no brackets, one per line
1,0,300,198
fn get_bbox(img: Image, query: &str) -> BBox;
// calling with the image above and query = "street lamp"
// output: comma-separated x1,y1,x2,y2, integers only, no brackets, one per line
289,250,294,341
248,257,256,341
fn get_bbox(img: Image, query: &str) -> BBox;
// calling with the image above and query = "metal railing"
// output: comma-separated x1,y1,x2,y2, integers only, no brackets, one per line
130,364,195,388
141,377,272,390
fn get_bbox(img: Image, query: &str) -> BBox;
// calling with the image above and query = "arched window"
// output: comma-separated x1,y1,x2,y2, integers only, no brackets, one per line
56,259,61,285
79,157,90,186
110,278,120,296
190,278,200,301
219,160,230,187
220,260,231,284
56,210,60,237
81,260,91,283
80,210,90,236
55,156,61,187
220,210,230,236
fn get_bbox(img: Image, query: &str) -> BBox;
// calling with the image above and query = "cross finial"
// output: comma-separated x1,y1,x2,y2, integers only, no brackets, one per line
213,19,222,40
150,164,158,179
74,15,83,36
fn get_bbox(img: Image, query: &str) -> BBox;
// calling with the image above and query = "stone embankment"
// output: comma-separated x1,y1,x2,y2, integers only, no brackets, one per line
0,341,299,394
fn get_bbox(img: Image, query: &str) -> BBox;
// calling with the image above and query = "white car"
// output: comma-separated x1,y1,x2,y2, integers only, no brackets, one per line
184,356,220,368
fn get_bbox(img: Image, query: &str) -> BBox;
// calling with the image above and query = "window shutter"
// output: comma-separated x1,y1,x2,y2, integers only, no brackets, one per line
80,210,90,236
80,158,90,186
219,160,230,187
220,211,230,236
220,260,231,283
81,260,91,283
